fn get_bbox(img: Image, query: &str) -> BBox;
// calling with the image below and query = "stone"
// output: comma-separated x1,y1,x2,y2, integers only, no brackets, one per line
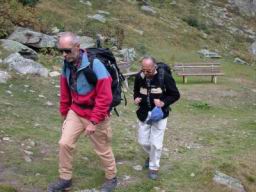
8,27,57,48
87,14,106,23
213,171,246,192
75,189,99,192
24,155,32,162
198,49,221,58
51,27,60,34
170,0,177,5
97,10,110,15
133,165,143,171
141,5,157,15
118,48,136,62
79,36,95,49
3,53,48,77
5,90,12,95
0,71,10,83
2,137,10,141
79,0,92,6
46,101,54,106
49,71,61,77
249,41,256,56
24,150,33,156
0,39,38,60
234,57,247,65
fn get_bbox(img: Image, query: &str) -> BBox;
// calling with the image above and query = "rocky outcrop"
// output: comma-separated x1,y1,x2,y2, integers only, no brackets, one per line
8,27,57,48
229,0,256,17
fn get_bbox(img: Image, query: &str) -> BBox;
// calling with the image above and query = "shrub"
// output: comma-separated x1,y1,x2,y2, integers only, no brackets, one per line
18,0,40,6
182,16,209,33
0,0,44,37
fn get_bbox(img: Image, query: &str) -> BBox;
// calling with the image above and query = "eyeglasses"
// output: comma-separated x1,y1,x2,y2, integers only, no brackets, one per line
58,48,72,54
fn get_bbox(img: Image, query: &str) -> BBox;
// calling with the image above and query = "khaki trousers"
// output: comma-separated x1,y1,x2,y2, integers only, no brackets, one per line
58,110,117,180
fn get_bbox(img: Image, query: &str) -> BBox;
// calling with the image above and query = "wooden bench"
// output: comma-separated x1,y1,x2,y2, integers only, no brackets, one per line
173,62,224,84
117,61,138,88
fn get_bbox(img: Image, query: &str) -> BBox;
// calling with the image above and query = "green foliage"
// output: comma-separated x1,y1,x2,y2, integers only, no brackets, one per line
0,184,17,192
190,101,210,110
0,0,45,37
18,0,40,6
182,16,209,33
136,43,147,55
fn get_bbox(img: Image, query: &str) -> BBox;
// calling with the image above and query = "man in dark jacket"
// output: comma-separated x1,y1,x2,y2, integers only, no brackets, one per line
48,32,117,192
134,56,180,179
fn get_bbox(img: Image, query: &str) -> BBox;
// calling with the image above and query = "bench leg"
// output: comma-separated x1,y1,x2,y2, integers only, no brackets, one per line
183,76,187,84
211,76,217,84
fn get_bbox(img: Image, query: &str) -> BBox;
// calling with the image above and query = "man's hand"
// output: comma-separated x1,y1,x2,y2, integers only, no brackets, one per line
134,97,142,105
154,99,164,107
85,123,96,135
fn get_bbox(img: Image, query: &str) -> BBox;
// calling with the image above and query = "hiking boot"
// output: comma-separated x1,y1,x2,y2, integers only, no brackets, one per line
100,177,117,192
148,170,158,180
47,178,72,192
143,157,149,169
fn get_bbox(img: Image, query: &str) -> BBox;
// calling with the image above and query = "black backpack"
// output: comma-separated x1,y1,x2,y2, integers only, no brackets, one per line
156,62,172,92
83,48,126,113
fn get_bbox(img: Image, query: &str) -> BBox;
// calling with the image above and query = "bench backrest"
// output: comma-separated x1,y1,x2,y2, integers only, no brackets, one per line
174,62,222,75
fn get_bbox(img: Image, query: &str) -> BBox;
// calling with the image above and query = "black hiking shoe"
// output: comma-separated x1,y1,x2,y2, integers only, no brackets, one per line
143,157,149,169
100,177,117,192
47,178,72,192
148,170,158,180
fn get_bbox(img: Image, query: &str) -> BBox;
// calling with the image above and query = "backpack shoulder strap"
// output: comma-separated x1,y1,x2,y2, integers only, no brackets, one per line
82,52,97,85
157,67,166,92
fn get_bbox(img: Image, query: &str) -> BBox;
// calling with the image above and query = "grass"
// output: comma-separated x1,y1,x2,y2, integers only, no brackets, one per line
1,57,255,191
0,0,256,191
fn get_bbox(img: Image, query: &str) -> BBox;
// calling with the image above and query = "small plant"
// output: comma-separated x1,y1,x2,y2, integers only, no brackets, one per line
190,101,210,110
136,43,147,55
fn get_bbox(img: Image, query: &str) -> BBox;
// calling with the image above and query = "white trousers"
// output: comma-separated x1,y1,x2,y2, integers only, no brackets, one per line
138,118,167,170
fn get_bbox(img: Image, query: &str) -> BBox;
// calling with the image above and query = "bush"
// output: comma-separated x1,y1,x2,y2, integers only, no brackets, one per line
182,16,209,33
0,0,44,37
18,0,40,6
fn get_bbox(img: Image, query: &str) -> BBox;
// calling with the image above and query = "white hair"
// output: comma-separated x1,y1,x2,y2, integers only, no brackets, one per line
58,32,80,45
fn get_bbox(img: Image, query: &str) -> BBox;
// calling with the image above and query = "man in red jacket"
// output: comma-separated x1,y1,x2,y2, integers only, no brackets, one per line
48,32,117,192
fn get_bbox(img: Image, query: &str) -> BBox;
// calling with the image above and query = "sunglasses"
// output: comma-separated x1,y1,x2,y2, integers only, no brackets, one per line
58,48,72,54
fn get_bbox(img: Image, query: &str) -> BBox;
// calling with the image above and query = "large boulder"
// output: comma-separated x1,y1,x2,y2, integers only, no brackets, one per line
8,27,57,48
0,39,38,60
229,0,256,17
3,53,48,77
